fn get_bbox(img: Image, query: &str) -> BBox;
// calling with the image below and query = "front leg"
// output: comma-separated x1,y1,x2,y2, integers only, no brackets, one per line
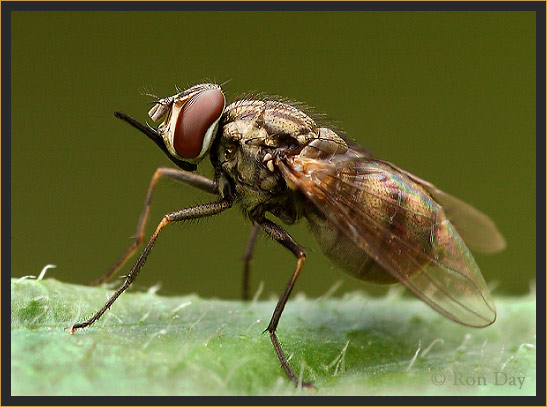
255,217,313,388
90,167,217,286
72,199,232,333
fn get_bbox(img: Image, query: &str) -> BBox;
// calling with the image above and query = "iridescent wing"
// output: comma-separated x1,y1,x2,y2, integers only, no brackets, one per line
389,164,506,253
277,148,499,327
342,140,505,253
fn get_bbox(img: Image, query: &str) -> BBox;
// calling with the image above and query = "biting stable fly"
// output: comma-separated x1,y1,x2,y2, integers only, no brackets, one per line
71,83,505,388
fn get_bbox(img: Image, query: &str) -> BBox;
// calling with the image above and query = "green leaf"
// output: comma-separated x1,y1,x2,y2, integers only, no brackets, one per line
11,278,535,396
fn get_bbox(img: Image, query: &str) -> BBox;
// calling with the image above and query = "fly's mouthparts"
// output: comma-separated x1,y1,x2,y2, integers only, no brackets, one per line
114,110,197,172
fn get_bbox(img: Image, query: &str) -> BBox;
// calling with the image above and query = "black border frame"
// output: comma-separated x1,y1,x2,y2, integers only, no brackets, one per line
2,1,545,406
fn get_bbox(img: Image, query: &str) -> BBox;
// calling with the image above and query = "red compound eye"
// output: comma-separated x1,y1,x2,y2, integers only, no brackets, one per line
172,89,225,159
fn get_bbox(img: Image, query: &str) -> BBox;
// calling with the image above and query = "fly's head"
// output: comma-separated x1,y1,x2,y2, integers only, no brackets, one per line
148,83,226,167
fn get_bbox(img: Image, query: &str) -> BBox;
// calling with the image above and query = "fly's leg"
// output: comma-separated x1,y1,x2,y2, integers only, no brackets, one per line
257,217,314,389
72,199,231,333
89,167,217,286
241,224,260,300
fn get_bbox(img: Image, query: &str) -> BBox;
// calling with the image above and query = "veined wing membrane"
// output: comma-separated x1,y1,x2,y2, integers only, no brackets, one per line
379,160,506,253
278,153,496,327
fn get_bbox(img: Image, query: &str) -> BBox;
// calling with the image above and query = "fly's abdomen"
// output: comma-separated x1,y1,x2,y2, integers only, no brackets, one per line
306,207,398,284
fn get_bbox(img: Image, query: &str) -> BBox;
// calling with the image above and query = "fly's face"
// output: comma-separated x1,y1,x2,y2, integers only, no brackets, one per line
148,83,226,164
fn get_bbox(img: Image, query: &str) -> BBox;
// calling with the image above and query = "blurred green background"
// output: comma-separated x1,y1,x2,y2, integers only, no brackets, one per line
11,11,536,300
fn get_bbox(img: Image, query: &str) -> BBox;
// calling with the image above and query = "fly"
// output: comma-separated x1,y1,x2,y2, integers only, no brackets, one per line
71,83,506,388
